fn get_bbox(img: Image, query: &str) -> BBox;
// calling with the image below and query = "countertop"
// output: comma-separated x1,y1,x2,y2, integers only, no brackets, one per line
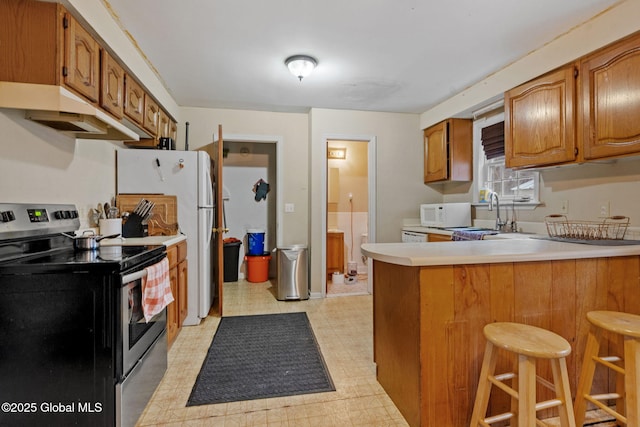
361,238,640,267
100,234,186,247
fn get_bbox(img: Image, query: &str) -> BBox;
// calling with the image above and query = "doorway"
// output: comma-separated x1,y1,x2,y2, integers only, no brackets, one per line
325,138,374,297
219,134,281,282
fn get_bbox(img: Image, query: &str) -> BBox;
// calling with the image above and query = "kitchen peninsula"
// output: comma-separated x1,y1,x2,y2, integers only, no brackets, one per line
361,239,640,427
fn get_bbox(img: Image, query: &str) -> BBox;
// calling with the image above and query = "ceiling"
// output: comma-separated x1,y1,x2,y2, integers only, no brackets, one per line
103,0,619,114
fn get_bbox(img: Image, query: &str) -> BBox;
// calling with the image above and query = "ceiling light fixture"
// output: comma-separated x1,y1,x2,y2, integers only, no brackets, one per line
285,55,317,81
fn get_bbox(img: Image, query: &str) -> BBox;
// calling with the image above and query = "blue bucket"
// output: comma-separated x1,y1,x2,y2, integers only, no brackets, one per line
247,229,265,255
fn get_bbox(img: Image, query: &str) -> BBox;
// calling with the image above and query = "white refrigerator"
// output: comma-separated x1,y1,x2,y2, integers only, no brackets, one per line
117,150,215,326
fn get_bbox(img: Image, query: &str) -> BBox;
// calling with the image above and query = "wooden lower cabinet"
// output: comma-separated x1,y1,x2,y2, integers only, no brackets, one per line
372,256,640,426
167,240,188,348
326,231,344,280
427,233,451,242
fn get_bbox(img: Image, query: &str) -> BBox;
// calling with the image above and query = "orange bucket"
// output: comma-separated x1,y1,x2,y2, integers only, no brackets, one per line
245,254,271,283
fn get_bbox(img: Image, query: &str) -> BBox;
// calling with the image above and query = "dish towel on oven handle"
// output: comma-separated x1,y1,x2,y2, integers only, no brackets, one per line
142,257,174,322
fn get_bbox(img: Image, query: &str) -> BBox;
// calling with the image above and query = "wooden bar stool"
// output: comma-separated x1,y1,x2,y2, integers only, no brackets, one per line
470,322,576,427
574,311,640,426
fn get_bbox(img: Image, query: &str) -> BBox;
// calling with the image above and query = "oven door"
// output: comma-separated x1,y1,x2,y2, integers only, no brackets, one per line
120,256,168,378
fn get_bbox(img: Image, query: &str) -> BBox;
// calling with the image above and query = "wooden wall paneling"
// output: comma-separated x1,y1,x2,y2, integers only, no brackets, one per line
486,263,515,420
551,260,578,394
420,265,455,426
453,264,492,425
514,262,557,417
373,262,421,427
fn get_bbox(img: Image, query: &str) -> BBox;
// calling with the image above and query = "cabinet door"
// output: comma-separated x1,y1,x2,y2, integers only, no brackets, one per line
143,94,160,136
99,50,124,118
581,32,640,160
424,121,448,182
428,233,452,242
505,66,577,168
63,13,100,102
167,265,179,347
158,109,170,138
169,120,178,143
178,259,188,326
326,232,344,280
124,74,144,124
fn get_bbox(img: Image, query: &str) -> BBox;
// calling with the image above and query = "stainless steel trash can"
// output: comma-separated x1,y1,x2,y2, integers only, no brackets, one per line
276,245,309,300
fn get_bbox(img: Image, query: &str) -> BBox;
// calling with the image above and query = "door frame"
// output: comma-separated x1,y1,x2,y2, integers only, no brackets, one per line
321,134,377,297
212,133,283,247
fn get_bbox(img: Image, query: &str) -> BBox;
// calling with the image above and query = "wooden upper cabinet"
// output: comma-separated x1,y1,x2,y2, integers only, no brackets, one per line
100,50,124,119
63,13,100,102
505,66,577,169
581,32,640,160
143,94,160,136
158,109,170,138
0,1,60,84
169,120,178,142
424,118,472,183
124,74,144,125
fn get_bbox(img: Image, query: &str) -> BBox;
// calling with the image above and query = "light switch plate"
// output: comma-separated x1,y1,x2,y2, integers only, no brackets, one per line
285,203,294,213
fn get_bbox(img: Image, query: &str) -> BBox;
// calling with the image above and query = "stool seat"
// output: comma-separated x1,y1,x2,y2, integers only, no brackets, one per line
484,322,572,359
470,322,576,427
587,310,640,338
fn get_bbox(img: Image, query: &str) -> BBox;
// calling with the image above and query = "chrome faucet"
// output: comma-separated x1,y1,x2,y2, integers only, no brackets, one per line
488,191,507,231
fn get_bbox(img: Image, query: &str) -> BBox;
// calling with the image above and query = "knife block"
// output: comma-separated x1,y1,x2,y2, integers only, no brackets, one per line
122,213,149,238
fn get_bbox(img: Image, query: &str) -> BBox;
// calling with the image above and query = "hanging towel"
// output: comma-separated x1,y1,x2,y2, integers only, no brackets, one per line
142,257,174,322
253,179,270,201
451,230,498,241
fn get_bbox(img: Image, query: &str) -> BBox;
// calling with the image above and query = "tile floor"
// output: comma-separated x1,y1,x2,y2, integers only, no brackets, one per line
326,274,369,297
137,279,617,427
136,279,408,426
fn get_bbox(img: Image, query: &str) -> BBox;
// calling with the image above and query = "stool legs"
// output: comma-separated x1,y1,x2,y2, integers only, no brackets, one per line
470,340,499,426
470,343,576,426
575,320,640,426
574,325,602,427
518,354,537,425
551,357,575,427
624,336,640,424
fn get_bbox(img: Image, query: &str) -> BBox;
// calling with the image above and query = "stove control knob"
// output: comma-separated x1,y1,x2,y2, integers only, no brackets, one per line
54,210,65,219
1,210,15,222
70,210,79,219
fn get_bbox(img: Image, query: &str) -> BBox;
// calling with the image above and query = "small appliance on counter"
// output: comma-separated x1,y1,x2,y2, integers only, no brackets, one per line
420,202,471,228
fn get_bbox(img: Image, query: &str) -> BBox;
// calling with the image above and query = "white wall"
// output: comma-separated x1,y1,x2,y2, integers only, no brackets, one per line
0,108,122,227
420,0,640,128
179,107,309,246
309,108,428,294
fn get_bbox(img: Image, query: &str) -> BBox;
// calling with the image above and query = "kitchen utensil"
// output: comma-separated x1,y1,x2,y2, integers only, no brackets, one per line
62,231,121,251
104,202,111,216
97,203,105,219
107,207,119,219
90,208,101,226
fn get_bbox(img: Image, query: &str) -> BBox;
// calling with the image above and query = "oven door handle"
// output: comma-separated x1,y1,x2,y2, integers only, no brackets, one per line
122,269,147,285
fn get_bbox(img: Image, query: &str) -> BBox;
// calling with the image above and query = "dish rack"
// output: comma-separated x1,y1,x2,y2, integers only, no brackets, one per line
545,214,630,240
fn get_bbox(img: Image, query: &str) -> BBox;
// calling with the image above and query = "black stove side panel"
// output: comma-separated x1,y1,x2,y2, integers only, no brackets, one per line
0,272,115,427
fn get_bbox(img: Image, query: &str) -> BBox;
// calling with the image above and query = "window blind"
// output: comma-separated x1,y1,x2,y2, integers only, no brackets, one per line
481,121,504,160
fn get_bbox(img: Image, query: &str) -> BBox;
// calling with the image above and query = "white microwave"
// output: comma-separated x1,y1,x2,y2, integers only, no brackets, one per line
420,203,471,228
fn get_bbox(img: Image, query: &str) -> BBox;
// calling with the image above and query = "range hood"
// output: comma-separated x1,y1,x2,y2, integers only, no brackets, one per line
0,81,141,141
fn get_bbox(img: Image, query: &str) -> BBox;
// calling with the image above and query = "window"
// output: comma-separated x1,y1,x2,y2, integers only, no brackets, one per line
473,111,540,205
483,158,538,202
